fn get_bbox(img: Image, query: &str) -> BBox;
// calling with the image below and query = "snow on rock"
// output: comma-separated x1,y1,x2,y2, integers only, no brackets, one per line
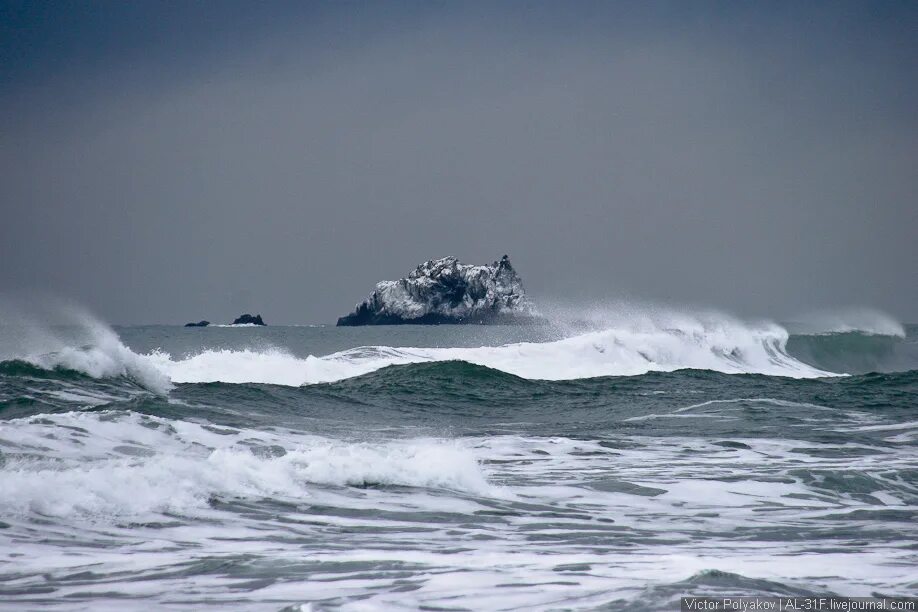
336,255,532,325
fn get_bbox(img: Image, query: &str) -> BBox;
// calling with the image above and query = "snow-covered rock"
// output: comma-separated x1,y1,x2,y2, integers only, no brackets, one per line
336,255,532,325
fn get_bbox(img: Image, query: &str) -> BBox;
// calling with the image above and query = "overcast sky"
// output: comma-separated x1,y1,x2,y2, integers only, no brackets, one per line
1,1,915,324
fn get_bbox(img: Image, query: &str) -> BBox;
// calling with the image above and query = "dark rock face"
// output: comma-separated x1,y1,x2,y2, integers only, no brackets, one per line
337,255,531,326
232,314,266,326
184,320,210,327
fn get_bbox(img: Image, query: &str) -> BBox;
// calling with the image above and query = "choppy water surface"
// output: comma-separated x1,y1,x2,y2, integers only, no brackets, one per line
0,314,916,610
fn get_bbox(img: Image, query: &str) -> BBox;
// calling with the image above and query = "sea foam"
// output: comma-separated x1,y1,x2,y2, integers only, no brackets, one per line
0,299,170,394
152,310,838,385
5,301,908,388
0,411,493,520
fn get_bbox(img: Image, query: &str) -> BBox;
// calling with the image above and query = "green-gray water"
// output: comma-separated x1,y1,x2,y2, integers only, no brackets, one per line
1,317,916,610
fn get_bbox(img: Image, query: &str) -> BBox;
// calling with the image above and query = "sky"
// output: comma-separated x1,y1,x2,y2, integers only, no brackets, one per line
1,1,916,324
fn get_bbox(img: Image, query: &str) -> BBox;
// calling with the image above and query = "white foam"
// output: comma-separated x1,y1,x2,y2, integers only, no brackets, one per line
0,299,171,394
212,323,263,327
2,419,915,608
0,411,493,520
32,338,171,394
151,311,835,385
0,301,841,388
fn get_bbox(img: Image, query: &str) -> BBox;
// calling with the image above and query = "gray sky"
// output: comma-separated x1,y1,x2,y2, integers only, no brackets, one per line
1,1,916,324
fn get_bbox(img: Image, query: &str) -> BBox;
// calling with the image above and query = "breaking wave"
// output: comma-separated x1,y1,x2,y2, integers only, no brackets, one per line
0,411,493,520
2,303,913,389
151,316,836,385
0,300,170,394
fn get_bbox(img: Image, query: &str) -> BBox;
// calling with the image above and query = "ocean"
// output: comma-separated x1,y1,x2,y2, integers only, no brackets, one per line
0,310,916,610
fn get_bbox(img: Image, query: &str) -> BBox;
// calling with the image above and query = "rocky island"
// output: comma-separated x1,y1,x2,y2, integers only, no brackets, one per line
337,255,532,326
232,314,266,326
184,320,210,327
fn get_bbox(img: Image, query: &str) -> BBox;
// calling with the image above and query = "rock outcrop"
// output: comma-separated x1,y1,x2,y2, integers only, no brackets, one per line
232,314,266,326
337,255,531,326
184,320,210,327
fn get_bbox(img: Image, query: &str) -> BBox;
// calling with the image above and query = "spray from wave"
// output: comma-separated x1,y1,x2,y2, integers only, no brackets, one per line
0,298,170,394
2,299,912,389
151,308,839,385
788,307,906,337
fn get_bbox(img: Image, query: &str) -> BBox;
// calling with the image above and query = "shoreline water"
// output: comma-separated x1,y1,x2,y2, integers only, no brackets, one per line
0,317,915,610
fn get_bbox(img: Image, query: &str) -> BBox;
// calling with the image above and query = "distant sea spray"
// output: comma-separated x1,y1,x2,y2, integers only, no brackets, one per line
2,299,914,389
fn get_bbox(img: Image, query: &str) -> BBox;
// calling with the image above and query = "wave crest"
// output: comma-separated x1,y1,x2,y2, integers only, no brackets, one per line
5,302,910,389
0,300,170,394
151,312,836,386
0,411,492,519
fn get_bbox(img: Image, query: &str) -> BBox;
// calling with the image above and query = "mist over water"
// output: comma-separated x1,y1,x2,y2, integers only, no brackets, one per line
5,300,913,389
0,299,915,609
